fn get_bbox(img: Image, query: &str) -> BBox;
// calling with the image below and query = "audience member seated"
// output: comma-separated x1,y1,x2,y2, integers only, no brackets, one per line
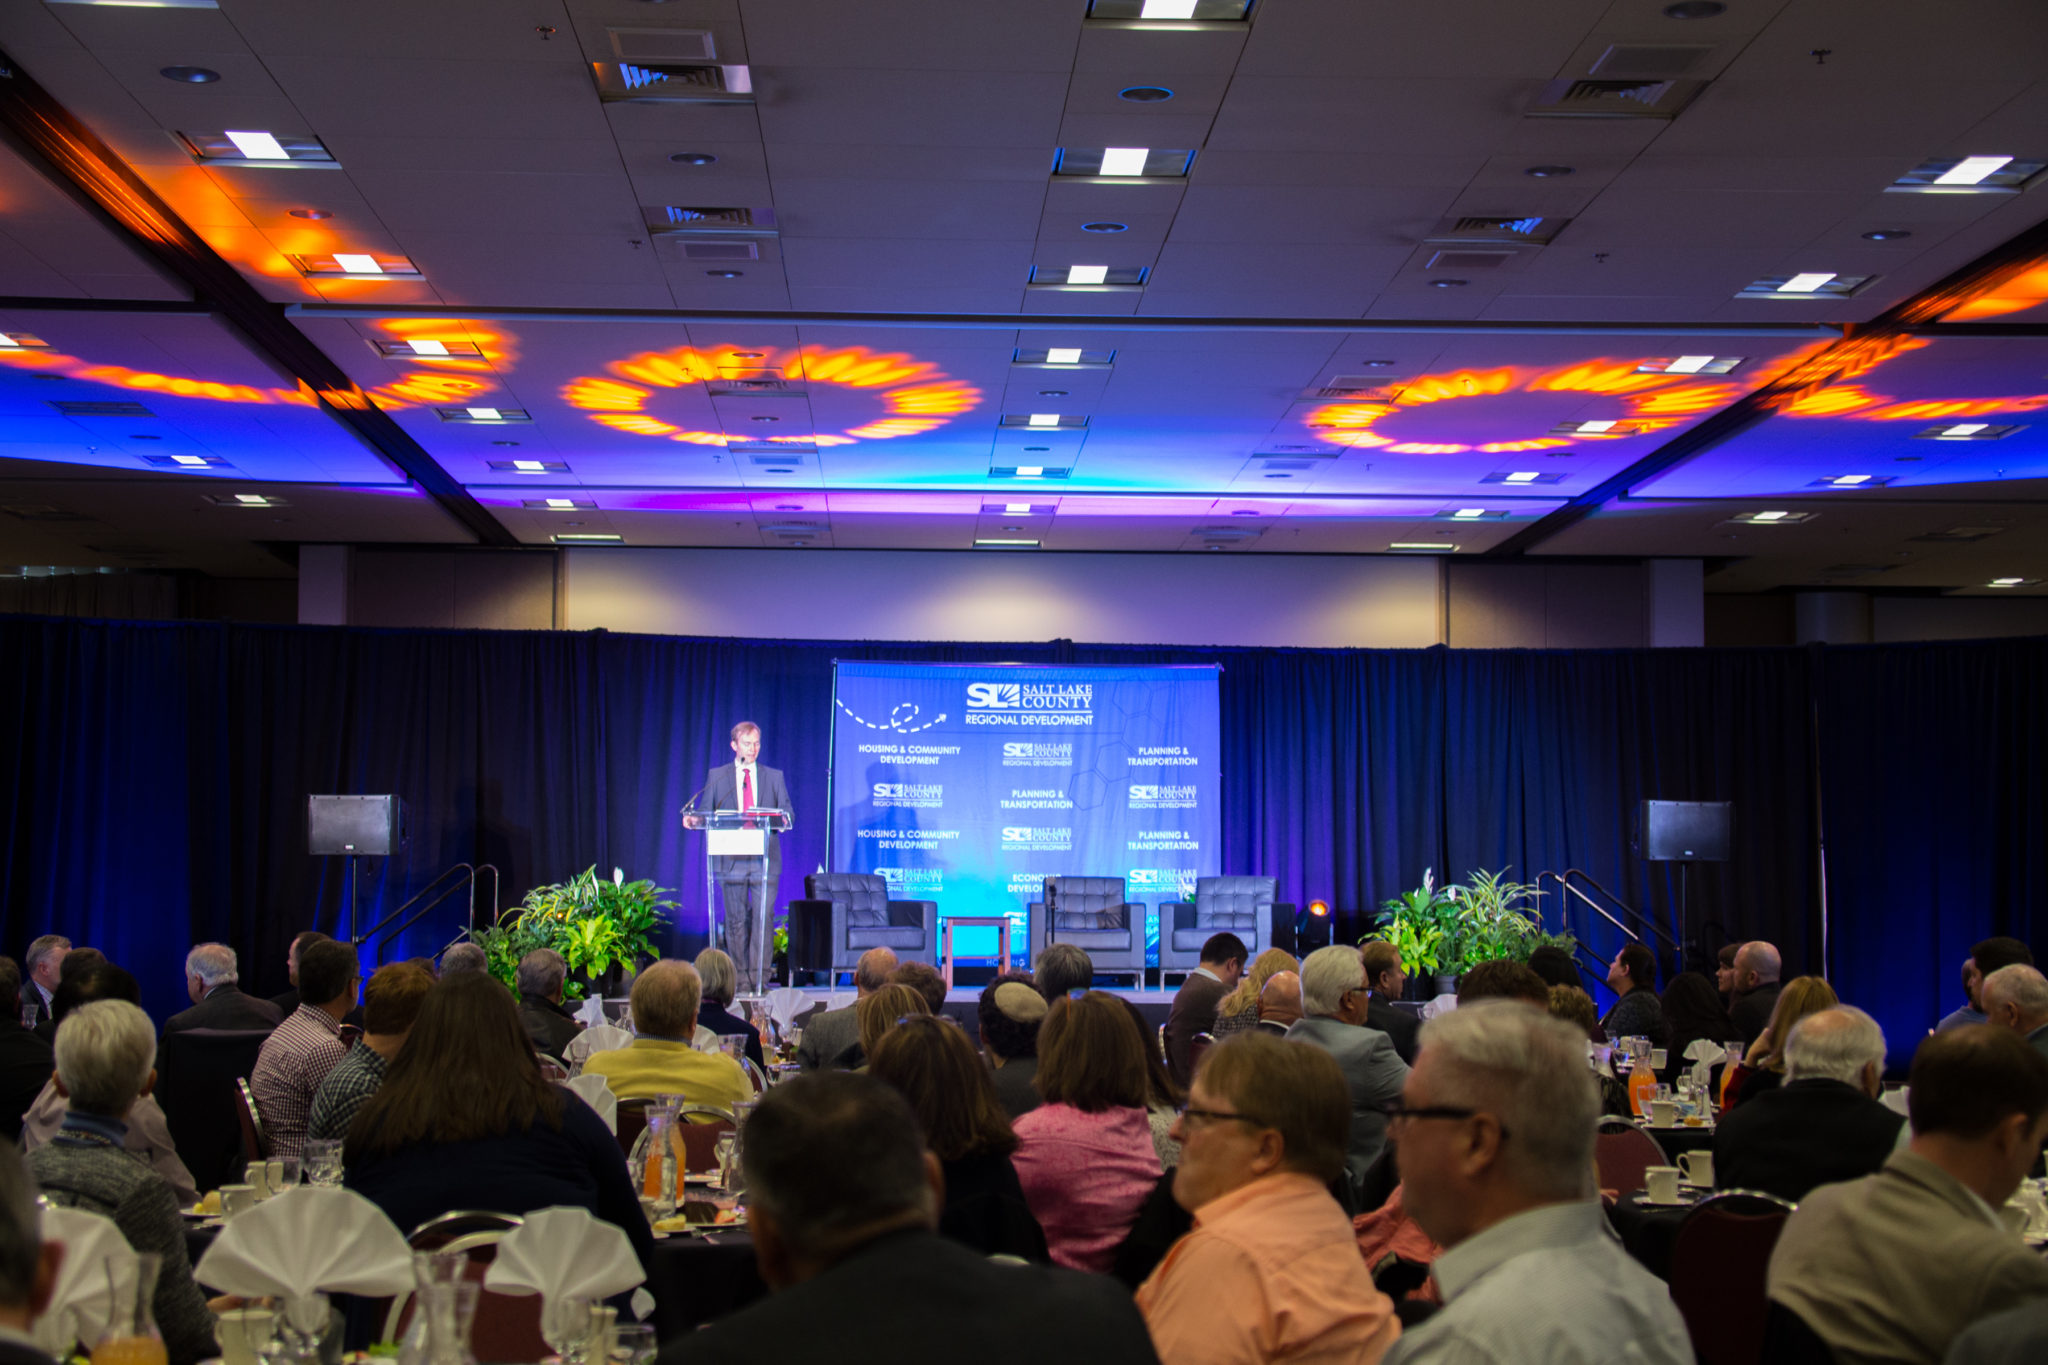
22,965,195,1207
868,1013,1049,1262
851,983,930,1070
692,949,765,1070
1285,946,1408,1185
1944,1297,2048,1364
1136,1032,1399,1365
795,947,895,1071
1380,1002,1691,1365
249,939,358,1160
1033,943,1095,1002
1165,933,1246,1087
1258,972,1303,1033
1546,984,1600,1041
1716,942,1740,999
1728,940,1784,1046
584,961,751,1111
162,944,282,1034
33,950,104,1044
345,972,654,1271
1524,944,1579,991
662,1072,1156,1365
1599,944,1669,1048
308,961,433,1142
515,948,582,1063
1211,948,1298,1039
0,1136,63,1365
1978,964,2048,1059
1121,998,1186,1168
1361,942,1420,1063
1729,974,1838,1110
0,957,53,1143
1714,1005,1905,1202
1012,991,1163,1272
1767,1025,2048,1365
267,930,329,1016
1453,960,1549,1007
437,942,487,976
1938,938,2033,1035
19,936,68,1032
31,1001,217,1365
1659,970,1737,1079
977,976,1045,1119
889,961,949,1016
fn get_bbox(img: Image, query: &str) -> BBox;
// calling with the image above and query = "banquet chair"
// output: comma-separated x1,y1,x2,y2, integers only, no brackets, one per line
740,1057,769,1095
1759,1298,1836,1365
1028,876,1146,985
1187,1032,1217,1079
615,1099,651,1156
1593,1117,1668,1195
675,1108,736,1172
387,1212,547,1365
1156,876,1293,977
155,1026,273,1192
233,1077,269,1163
1668,1191,1796,1365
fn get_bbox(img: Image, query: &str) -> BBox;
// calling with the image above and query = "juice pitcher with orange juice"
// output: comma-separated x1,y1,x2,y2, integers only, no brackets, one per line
91,1252,166,1365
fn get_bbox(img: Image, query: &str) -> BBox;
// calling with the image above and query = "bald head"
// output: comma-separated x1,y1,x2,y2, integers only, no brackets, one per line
853,948,899,996
1259,971,1303,1027
1982,964,2048,1035
1734,941,1781,991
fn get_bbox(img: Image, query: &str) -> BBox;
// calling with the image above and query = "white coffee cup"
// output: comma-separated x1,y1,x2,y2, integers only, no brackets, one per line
1644,1166,1682,1204
219,1184,258,1218
1650,1048,1668,1070
216,1307,275,1365
243,1161,271,1198
1649,1099,1678,1128
1677,1150,1715,1188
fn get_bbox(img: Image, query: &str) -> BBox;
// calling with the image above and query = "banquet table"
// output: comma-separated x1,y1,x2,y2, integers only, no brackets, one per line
1605,1190,1703,1281
1636,1121,1716,1159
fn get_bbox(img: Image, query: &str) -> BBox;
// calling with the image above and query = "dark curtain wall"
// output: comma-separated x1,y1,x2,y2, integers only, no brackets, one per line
1,616,2040,1056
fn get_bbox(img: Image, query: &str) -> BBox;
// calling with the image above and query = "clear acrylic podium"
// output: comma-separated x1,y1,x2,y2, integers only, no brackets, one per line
684,806,792,989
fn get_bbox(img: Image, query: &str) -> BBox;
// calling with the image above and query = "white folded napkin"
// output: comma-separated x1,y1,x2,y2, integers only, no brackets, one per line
1683,1039,1726,1089
565,1025,633,1068
763,988,811,1030
563,1073,618,1133
575,997,608,1029
36,1206,139,1357
483,1206,645,1310
1418,992,1459,1021
194,1186,414,1303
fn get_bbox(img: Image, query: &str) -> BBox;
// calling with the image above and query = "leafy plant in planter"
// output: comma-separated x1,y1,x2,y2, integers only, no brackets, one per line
475,865,674,1000
1369,870,1460,982
1445,867,1546,972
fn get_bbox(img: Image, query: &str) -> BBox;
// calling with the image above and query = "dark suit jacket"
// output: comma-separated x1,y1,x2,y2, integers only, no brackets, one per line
520,993,583,1063
163,985,283,1035
0,1021,53,1142
661,1229,1158,1365
698,1001,766,1069
1164,971,1229,1086
989,1055,1040,1119
702,761,792,881
1364,997,1420,1065
795,1004,858,1071
1730,981,1782,1047
1714,1076,1905,1202
269,987,300,1016
0,1335,62,1365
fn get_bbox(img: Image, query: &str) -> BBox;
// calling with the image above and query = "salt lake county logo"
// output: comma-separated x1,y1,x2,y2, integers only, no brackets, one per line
966,682,1094,728
1129,783,1199,809
872,782,943,808
1129,868,1197,895
1001,826,1073,851
1002,741,1073,767
966,683,1022,709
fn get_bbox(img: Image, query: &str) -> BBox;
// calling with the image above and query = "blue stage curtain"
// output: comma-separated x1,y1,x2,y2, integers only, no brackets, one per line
1,615,2040,1058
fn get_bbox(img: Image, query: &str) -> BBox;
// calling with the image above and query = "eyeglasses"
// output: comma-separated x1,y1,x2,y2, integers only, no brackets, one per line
1174,1104,1266,1131
1375,1098,1510,1139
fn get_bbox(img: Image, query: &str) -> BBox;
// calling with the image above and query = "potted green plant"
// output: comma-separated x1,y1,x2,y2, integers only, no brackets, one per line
1445,867,1546,975
474,865,674,1000
1370,870,1461,997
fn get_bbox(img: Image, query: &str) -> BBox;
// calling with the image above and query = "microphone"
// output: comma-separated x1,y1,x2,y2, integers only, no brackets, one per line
681,785,707,818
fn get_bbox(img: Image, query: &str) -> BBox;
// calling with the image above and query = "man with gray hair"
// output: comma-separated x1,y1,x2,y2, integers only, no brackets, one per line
162,944,282,1035
1284,944,1408,1184
797,947,896,1072
515,948,581,1063
18,938,67,1032
438,942,488,977
666,1072,1157,1363
1979,963,2048,1061
0,1139,61,1365
1713,1005,1905,1202
1381,1001,1690,1365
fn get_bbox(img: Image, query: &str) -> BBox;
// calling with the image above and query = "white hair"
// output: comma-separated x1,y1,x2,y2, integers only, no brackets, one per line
1982,964,2048,1021
185,942,237,987
1417,1000,1598,1203
1784,1005,1887,1085
53,999,156,1117
440,942,488,976
694,948,737,1008
1300,945,1366,1018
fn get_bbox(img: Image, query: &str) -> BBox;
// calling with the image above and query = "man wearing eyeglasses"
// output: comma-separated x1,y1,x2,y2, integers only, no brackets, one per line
1135,1032,1399,1364
1285,945,1409,1186
1379,1001,1690,1365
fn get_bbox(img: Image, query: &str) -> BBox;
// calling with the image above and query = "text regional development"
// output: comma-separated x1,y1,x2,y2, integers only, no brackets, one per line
966,712,1093,727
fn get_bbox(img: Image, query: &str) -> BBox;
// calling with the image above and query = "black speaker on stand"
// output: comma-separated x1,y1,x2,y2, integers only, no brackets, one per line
308,795,406,944
1639,800,1731,977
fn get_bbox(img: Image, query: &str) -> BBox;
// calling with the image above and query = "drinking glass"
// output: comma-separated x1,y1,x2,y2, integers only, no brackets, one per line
303,1139,344,1187
541,1297,595,1365
19,1001,37,1030
610,1325,657,1365
713,1134,737,1191
267,1156,299,1192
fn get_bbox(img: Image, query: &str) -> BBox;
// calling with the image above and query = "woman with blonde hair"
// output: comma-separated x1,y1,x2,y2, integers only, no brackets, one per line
1724,974,1838,1112
1211,947,1299,1038
853,982,930,1067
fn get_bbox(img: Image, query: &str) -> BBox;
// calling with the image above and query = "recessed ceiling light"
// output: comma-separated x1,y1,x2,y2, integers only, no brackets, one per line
1523,165,1575,178
181,131,336,165
1087,0,1253,16
1732,510,1814,524
1861,229,1911,242
1045,349,1083,365
1053,148,1194,178
1081,221,1129,233
1738,273,1870,298
1571,420,1617,434
209,492,286,508
1779,272,1837,293
553,533,623,544
1662,0,1725,16
166,455,215,467
333,253,381,274
1099,148,1149,177
491,440,521,447
0,333,50,350
1002,414,1086,429
160,67,221,84
292,252,420,278
1430,278,1468,288
1003,502,1032,514
531,498,589,510
1014,466,1045,476
1119,86,1174,102
1478,470,1566,485
1916,422,2021,440
705,269,744,278
975,538,1040,548
1452,509,1488,519
1504,471,1540,483
288,208,333,220
1066,265,1109,286
1936,155,2016,186
443,408,533,424
372,338,484,359
1389,543,1457,552
1988,577,2038,588
1888,156,2045,194
223,130,289,160
1028,414,1059,427
488,457,567,473
1137,0,1197,15
1637,355,1744,375
669,152,719,165
1811,474,1894,488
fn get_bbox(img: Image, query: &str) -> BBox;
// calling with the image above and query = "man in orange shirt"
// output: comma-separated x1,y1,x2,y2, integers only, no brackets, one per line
1136,1031,1399,1365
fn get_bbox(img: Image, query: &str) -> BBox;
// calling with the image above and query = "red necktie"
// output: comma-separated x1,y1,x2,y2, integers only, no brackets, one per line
742,767,753,812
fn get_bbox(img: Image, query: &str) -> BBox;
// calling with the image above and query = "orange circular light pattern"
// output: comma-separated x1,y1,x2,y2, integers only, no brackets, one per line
562,344,982,448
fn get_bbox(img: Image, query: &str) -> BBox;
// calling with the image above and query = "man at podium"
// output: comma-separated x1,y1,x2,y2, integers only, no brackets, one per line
687,721,791,993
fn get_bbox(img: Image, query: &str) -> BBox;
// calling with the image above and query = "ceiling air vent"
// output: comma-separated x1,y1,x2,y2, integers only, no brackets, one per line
1588,44,1714,78
746,453,809,467
594,61,753,104
51,401,153,417
646,206,777,239
678,241,760,261
607,28,718,63
757,520,825,534
1259,459,1318,472
1428,215,1570,245
708,378,798,396
1528,77,1702,119
1425,250,1515,270
726,439,815,454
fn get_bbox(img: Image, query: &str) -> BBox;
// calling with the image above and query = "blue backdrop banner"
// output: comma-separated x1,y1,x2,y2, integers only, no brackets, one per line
829,662,1222,953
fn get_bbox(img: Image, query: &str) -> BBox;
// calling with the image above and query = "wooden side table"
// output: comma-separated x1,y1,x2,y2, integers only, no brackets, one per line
940,916,1013,989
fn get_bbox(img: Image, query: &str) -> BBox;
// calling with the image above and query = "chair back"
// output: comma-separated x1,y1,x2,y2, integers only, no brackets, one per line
804,872,889,926
387,1214,546,1365
740,1056,768,1095
1191,876,1277,930
1759,1298,1836,1365
234,1077,269,1162
675,1112,736,1172
1187,1031,1216,1078
1593,1118,1667,1194
615,1099,652,1155
154,1027,273,1191
1045,876,1131,931
1670,1192,1796,1365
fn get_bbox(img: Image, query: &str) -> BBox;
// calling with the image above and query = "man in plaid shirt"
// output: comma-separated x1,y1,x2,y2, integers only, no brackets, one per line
308,960,432,1142
249,939,358,1159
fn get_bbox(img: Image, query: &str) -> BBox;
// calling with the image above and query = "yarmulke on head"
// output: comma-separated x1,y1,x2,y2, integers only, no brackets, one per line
994,981,1048,1024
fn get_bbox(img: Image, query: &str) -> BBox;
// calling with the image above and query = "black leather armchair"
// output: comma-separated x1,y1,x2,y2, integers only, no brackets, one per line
1028,875,1146,984
787,872,938,981
1157,875,1293,975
